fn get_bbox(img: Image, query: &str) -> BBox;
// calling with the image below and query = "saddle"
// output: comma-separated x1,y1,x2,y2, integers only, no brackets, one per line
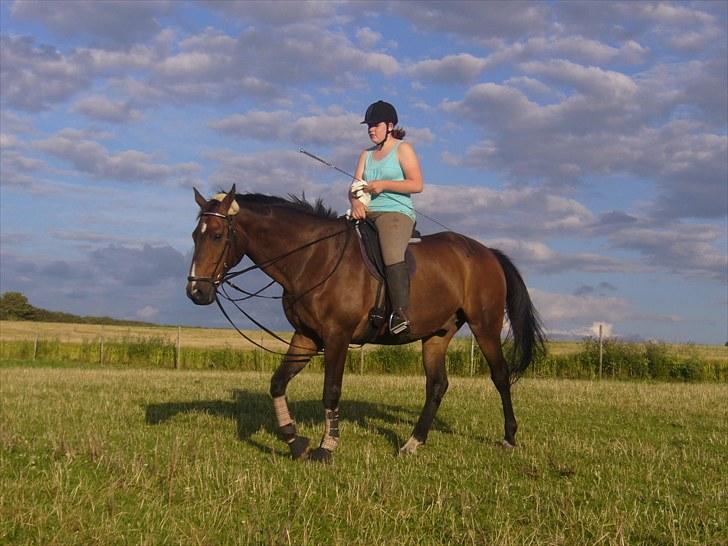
354,219,420,281
353,219,420,340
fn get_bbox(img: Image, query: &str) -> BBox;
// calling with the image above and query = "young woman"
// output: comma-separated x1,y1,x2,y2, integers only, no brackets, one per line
349,100,424,334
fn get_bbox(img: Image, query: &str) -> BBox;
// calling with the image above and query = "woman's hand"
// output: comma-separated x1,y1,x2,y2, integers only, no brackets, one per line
363,180,385,195
350,199,368,220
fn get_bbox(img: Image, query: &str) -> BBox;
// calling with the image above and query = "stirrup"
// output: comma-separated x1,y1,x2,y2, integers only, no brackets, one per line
389,311,410,335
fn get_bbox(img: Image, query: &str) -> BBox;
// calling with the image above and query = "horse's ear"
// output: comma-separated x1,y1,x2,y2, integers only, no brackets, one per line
219,185,238,215
193,187,207,209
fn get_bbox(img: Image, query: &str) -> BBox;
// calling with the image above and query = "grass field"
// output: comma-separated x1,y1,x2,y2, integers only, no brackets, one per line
1,364,726,545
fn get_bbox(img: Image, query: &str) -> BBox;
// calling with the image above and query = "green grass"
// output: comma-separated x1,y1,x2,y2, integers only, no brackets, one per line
1,364,726,545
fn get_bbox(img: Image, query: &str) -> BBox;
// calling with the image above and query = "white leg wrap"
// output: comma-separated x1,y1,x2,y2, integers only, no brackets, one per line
399,436,423,455
320,408,340,452
272,396,293,427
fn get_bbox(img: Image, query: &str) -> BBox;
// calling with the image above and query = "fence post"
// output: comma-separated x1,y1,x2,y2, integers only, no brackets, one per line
598,324,603,380
33,333,38,360
100,336,104,365
175,327,181,370
470,335,475,376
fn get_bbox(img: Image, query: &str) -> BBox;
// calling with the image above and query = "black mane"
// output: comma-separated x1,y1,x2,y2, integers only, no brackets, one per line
234,192,339,219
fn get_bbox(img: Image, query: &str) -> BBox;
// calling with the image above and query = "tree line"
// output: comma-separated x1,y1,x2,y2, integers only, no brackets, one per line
0,292,152,327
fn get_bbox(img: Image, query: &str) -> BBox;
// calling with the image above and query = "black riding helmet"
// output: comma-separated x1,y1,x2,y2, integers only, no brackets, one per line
361,100,398,126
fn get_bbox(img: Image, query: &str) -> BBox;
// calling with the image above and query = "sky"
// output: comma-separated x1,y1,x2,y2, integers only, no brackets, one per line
1,0,726,344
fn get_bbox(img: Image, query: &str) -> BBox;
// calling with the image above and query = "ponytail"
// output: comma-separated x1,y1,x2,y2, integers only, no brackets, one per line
391,126,406,139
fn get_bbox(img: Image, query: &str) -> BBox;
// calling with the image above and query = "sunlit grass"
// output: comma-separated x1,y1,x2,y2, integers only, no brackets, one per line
1,366,726,545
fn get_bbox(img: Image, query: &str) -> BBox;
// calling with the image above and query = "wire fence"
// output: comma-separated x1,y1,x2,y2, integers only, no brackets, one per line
1,329,725,381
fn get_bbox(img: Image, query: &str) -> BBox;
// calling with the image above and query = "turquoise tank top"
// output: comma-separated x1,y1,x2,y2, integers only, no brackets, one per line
363,142,415,221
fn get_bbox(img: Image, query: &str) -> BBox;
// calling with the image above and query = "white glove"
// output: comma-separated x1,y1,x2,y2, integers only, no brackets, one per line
350,179,371,206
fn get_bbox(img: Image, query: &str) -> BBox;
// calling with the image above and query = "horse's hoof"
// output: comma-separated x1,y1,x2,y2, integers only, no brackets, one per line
502,439,517,449
399,437,422,455
289,436,310,460
308,447,333,464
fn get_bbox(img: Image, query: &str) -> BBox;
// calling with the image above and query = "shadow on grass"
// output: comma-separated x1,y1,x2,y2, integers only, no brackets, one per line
145,389,452,456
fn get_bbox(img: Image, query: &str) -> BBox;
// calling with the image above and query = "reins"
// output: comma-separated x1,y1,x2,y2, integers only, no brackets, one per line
213,218,353,356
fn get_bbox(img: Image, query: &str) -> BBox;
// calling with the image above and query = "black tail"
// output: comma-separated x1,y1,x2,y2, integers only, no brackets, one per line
491,249,546,380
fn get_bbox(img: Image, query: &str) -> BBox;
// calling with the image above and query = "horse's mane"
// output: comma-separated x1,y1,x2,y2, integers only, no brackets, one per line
233,192,339,219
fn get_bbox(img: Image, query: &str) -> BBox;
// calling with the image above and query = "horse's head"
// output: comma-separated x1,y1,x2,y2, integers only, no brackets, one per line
186,185,242,305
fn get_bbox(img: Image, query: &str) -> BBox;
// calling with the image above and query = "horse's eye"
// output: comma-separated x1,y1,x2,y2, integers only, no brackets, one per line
214,233,223,240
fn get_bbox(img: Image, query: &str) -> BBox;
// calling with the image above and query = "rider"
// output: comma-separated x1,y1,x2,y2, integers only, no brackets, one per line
349,100,424,335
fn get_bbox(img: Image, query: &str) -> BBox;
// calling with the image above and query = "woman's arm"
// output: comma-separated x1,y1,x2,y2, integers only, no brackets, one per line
364,142,424,195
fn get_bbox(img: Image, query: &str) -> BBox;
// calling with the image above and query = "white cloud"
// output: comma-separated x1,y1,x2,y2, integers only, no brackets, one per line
137,305,160,320
71,95,142,123
531,289,633,324
34,129,200,184
10,0,173,46
408,53,489,84
356,27,382,49
0,35,91,112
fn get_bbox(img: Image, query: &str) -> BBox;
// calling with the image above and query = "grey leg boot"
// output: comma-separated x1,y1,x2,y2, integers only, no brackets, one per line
386,261,410,334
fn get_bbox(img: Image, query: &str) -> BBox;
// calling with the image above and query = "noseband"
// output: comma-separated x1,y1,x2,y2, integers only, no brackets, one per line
187,211,236,287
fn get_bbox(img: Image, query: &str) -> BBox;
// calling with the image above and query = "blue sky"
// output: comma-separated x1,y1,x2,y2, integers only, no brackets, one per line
1,1,726,343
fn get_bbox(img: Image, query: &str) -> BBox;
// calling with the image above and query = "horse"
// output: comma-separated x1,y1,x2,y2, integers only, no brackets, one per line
186,185,545,463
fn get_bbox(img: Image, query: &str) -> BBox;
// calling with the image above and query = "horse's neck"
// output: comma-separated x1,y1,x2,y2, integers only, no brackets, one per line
237,209,345,289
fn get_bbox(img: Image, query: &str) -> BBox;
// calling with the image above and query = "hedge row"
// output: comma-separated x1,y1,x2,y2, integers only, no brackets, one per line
1,337,725,382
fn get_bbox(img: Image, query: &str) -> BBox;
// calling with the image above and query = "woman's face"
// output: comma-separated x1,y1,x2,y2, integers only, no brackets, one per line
367,121,392,143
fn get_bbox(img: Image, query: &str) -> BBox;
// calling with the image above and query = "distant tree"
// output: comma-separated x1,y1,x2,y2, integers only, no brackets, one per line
0,292,37,320
0,291,156,326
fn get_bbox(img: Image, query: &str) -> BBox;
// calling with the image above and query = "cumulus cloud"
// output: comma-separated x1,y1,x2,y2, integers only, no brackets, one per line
205,0,336,26
10,0,173,47
0,35,91,112
71,95,142,123
486,237,627,275
531,289,633,324
408,53,489,84
203,148,340,204
356,27,382,49
34,129,200,184
442,61,727,217
391,1,553,43
416,183,595,239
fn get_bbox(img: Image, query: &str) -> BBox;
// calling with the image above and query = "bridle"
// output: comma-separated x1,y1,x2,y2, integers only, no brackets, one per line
187,211,236,287
187,203,353,354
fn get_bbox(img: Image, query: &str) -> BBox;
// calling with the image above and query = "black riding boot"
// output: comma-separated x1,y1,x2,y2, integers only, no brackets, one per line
386,261,410,334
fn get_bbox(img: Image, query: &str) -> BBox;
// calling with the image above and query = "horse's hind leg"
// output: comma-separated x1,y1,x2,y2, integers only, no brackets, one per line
471,324,518,447
400,324,456,455
270,332,319,459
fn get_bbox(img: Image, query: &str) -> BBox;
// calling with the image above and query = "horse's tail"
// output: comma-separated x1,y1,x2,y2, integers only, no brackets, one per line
490,248,546,381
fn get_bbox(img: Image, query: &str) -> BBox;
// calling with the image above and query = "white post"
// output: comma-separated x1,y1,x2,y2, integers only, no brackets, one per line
598,324,603,380
470,335,475,376
176,327,181,369
33,333,38,360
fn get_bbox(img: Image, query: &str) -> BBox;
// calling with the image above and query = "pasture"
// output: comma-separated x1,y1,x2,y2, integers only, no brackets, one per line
1,365,726,545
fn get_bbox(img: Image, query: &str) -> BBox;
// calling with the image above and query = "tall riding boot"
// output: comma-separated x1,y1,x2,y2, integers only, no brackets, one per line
386,261,410,334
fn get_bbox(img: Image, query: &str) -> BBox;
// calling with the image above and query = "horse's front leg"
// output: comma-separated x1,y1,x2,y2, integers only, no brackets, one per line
309,335,349,463
270,332,319,460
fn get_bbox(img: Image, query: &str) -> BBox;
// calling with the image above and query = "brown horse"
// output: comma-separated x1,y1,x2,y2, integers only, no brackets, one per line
186,186,545,462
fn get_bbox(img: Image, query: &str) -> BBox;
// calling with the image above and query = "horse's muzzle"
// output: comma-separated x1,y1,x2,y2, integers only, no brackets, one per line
186,279,216,305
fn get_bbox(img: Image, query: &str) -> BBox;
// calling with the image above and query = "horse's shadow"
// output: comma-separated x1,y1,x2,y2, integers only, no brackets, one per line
145,389,452,456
